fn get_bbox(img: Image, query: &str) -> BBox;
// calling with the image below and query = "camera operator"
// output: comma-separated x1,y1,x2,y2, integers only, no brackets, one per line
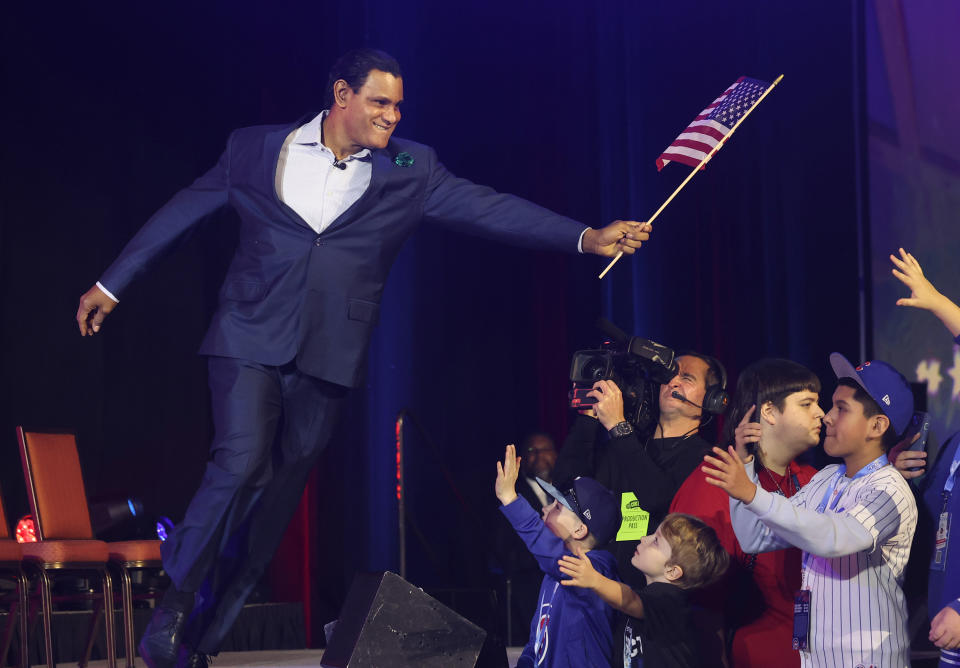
553,352,726,589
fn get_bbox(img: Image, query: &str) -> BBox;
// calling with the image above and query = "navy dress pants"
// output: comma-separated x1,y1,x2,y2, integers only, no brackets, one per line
159,356,347,654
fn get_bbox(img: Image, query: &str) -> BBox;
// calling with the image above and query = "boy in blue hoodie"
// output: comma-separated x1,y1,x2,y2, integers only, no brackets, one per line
496,444,621,668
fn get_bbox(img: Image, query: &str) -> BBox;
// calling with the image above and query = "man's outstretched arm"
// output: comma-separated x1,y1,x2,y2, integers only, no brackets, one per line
75,133,233,336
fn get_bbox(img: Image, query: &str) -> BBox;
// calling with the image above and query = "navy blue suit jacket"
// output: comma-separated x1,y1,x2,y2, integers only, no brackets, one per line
100,118,588,387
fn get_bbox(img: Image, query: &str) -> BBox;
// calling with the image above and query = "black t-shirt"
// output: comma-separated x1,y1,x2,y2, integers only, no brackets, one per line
622,582,697,668
600,431,711,591
553,416,711,590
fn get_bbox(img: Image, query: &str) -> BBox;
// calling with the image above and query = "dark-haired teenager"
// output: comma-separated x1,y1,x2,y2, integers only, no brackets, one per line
671,358,823,667
705,354,917,668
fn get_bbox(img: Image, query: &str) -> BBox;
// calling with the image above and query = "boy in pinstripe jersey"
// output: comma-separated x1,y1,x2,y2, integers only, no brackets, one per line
704,354,917,668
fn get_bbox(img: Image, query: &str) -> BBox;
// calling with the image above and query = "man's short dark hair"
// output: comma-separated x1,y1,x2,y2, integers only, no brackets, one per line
520,432,556,454
678,351,725,391
324,48,402,108
721,358,821,446
837,378,901,451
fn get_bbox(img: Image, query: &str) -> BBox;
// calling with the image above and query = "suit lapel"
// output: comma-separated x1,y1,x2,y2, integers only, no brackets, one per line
267,115,317,231
264,117,395,235
321,148,393,235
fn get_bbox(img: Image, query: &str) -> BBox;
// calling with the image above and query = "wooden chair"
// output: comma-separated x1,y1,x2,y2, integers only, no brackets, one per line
0,489,28,668
17,428,164,668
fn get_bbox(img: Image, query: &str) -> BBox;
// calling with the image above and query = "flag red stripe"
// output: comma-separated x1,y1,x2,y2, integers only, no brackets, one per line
658,151,705,169
668,138,716,154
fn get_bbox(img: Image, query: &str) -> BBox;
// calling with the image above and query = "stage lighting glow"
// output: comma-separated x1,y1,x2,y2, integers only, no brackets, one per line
127,498,138,517
16,516,37,543
156,516,175,542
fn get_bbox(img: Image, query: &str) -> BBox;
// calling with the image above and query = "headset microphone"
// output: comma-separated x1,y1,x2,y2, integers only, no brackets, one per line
671,391,704,409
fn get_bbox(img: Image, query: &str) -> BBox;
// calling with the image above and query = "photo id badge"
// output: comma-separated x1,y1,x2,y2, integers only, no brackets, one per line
792,589,811,651
932,510,951,572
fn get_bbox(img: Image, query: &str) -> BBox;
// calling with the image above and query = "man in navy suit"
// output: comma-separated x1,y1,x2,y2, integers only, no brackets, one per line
75,49,652,667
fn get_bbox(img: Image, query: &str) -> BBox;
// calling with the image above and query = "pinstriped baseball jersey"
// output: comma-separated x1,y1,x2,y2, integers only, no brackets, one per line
731,462,917,668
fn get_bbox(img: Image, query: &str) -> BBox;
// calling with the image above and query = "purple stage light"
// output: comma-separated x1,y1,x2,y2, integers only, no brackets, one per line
156,516,175,542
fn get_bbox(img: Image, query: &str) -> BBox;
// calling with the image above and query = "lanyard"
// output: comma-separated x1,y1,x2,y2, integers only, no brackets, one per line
814,454,889,514
943,433,960,497
802,454,889,587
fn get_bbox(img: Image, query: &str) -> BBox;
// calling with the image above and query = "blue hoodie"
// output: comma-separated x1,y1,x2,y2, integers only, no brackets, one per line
501,497,619,667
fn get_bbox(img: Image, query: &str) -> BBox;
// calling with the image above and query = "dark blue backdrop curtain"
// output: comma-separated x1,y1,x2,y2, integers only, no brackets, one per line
2,0,861,646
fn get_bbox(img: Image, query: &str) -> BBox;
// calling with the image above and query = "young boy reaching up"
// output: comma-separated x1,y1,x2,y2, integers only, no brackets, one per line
559,513,729,668
496,443,621,668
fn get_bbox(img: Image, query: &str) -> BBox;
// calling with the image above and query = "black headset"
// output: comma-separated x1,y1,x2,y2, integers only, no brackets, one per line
696,354,730,416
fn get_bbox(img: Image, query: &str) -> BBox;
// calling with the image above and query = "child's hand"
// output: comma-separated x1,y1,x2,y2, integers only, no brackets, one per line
703,445,758,503
495,444,521,505
558,547,600,589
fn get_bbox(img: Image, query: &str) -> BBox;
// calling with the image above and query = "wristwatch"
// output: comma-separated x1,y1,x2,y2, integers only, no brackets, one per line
608,421,634,438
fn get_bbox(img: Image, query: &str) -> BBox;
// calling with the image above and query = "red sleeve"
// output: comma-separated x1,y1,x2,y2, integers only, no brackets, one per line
669,468,739,557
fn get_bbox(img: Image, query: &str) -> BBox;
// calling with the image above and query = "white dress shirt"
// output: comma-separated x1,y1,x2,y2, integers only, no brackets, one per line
276,110,372,235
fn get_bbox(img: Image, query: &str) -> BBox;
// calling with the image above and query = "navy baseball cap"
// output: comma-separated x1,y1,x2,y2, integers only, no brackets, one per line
829,353,913,435
536,476,620,546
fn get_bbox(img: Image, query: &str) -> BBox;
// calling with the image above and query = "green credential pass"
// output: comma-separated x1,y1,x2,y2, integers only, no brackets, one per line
616,492,650,541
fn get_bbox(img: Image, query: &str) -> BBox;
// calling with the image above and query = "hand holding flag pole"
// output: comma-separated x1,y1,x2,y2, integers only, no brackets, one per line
598,74,784,280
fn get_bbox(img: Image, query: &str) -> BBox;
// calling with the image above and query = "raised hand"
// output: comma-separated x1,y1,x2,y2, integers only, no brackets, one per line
890,248,960,338
891,248,943,312
495,443,521,505
703,445,758,503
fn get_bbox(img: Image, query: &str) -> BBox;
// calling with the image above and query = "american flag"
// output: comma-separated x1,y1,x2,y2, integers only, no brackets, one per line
656,76,770,171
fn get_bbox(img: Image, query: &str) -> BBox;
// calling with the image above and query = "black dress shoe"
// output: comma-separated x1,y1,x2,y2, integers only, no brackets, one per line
138,606,187,668
177,647,212,668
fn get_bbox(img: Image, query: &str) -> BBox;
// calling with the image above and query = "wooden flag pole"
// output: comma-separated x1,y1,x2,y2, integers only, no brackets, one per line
598,74,784,280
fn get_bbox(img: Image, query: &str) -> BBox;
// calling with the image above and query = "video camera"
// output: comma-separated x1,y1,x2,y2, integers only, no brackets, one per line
568,320,679,434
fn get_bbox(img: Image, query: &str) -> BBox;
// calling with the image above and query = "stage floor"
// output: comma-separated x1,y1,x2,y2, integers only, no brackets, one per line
57,647,529,667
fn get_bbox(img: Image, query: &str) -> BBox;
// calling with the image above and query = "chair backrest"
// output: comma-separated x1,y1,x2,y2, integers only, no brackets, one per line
17,427,94,540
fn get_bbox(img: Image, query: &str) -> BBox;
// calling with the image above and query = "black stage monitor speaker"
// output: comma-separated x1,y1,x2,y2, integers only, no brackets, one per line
321,571,488,667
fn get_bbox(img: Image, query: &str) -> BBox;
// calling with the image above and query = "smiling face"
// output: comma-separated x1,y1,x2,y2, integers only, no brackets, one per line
522,435,557,481
659,355,710,419
334,69,403,152
631,525,674,581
